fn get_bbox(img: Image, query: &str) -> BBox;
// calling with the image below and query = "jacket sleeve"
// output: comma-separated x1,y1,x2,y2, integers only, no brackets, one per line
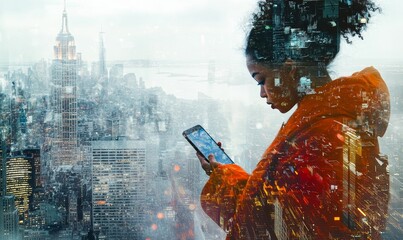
200,164,250,230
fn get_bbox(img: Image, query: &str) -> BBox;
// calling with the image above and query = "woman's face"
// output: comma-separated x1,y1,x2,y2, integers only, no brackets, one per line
246,56,299,113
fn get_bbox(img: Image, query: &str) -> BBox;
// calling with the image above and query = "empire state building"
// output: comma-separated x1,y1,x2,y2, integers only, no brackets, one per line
50,5,78,166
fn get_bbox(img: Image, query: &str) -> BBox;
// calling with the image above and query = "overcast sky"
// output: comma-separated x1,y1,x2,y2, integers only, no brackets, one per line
0,0,256,63
0,0,402,64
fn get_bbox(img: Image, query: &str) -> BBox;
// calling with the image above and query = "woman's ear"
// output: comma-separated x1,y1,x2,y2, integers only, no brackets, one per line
284,59,297,80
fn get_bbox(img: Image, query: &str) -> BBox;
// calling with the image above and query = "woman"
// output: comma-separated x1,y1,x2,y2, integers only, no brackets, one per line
198,1,390,239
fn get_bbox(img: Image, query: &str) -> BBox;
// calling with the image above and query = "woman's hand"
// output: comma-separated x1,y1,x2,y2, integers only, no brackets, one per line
197,142,223,176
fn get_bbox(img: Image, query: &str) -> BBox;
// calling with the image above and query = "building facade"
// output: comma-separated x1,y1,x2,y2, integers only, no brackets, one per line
92,139,146,239
6,156,33,224
0,195,19,240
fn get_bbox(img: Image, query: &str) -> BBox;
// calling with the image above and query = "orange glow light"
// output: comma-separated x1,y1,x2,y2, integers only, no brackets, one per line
334,216,340,221
336,133,345,142
157,212,164,219
151,224,158,231
174,165,181,172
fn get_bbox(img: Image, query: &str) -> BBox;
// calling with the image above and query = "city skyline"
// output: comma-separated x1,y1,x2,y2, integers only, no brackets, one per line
0,1,402,239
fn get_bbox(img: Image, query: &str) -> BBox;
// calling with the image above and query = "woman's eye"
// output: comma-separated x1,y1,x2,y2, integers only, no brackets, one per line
257,79,265,86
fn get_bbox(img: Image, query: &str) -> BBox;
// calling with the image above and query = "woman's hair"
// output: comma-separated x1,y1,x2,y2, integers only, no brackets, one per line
245,0,380,65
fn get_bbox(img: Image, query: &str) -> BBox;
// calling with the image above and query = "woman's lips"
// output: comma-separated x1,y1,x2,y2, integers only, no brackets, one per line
267,102,275,109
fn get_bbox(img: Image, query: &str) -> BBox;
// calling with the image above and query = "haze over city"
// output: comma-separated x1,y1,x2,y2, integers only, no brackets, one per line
0,0,402,239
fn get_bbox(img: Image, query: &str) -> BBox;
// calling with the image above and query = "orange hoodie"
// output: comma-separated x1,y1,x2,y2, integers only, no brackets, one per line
200,67,390,240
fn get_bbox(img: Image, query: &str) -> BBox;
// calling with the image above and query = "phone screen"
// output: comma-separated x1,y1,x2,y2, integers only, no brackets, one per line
183,125,234,164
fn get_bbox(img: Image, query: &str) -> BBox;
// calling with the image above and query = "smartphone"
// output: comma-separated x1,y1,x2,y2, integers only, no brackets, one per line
182,125,234,164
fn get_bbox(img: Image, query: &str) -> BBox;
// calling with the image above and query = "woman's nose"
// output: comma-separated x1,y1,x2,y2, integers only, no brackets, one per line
260,86,267,98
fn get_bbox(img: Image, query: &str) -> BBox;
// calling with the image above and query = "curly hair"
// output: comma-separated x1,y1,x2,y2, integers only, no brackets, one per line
245,0,380,65
339,0,380,43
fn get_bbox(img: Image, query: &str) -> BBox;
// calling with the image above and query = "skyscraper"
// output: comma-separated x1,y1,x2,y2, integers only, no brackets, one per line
22,149,42,190
92,139,146,240
342,126,361,230
98,32,107,79
50,4,78,166
6,155,33,223
0,195,19,240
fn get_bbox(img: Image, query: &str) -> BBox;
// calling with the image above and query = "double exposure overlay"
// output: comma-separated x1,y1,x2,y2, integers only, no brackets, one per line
200,1,392,239
201,67,390,239
0,0,402,240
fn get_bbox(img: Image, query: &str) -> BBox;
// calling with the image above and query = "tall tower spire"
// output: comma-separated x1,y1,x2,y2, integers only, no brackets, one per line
54,0,75,60
61,0,69,34
99,31,107,78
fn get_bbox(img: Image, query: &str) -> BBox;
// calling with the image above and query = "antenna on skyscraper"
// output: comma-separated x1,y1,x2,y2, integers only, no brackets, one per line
99,30,107,78
60,0,69,34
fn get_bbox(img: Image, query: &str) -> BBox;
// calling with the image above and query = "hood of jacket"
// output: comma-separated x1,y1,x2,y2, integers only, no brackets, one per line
285,67,390,138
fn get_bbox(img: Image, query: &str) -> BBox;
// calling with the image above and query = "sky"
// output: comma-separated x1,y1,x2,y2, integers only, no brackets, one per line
0,0,256,63
1,0,402,65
